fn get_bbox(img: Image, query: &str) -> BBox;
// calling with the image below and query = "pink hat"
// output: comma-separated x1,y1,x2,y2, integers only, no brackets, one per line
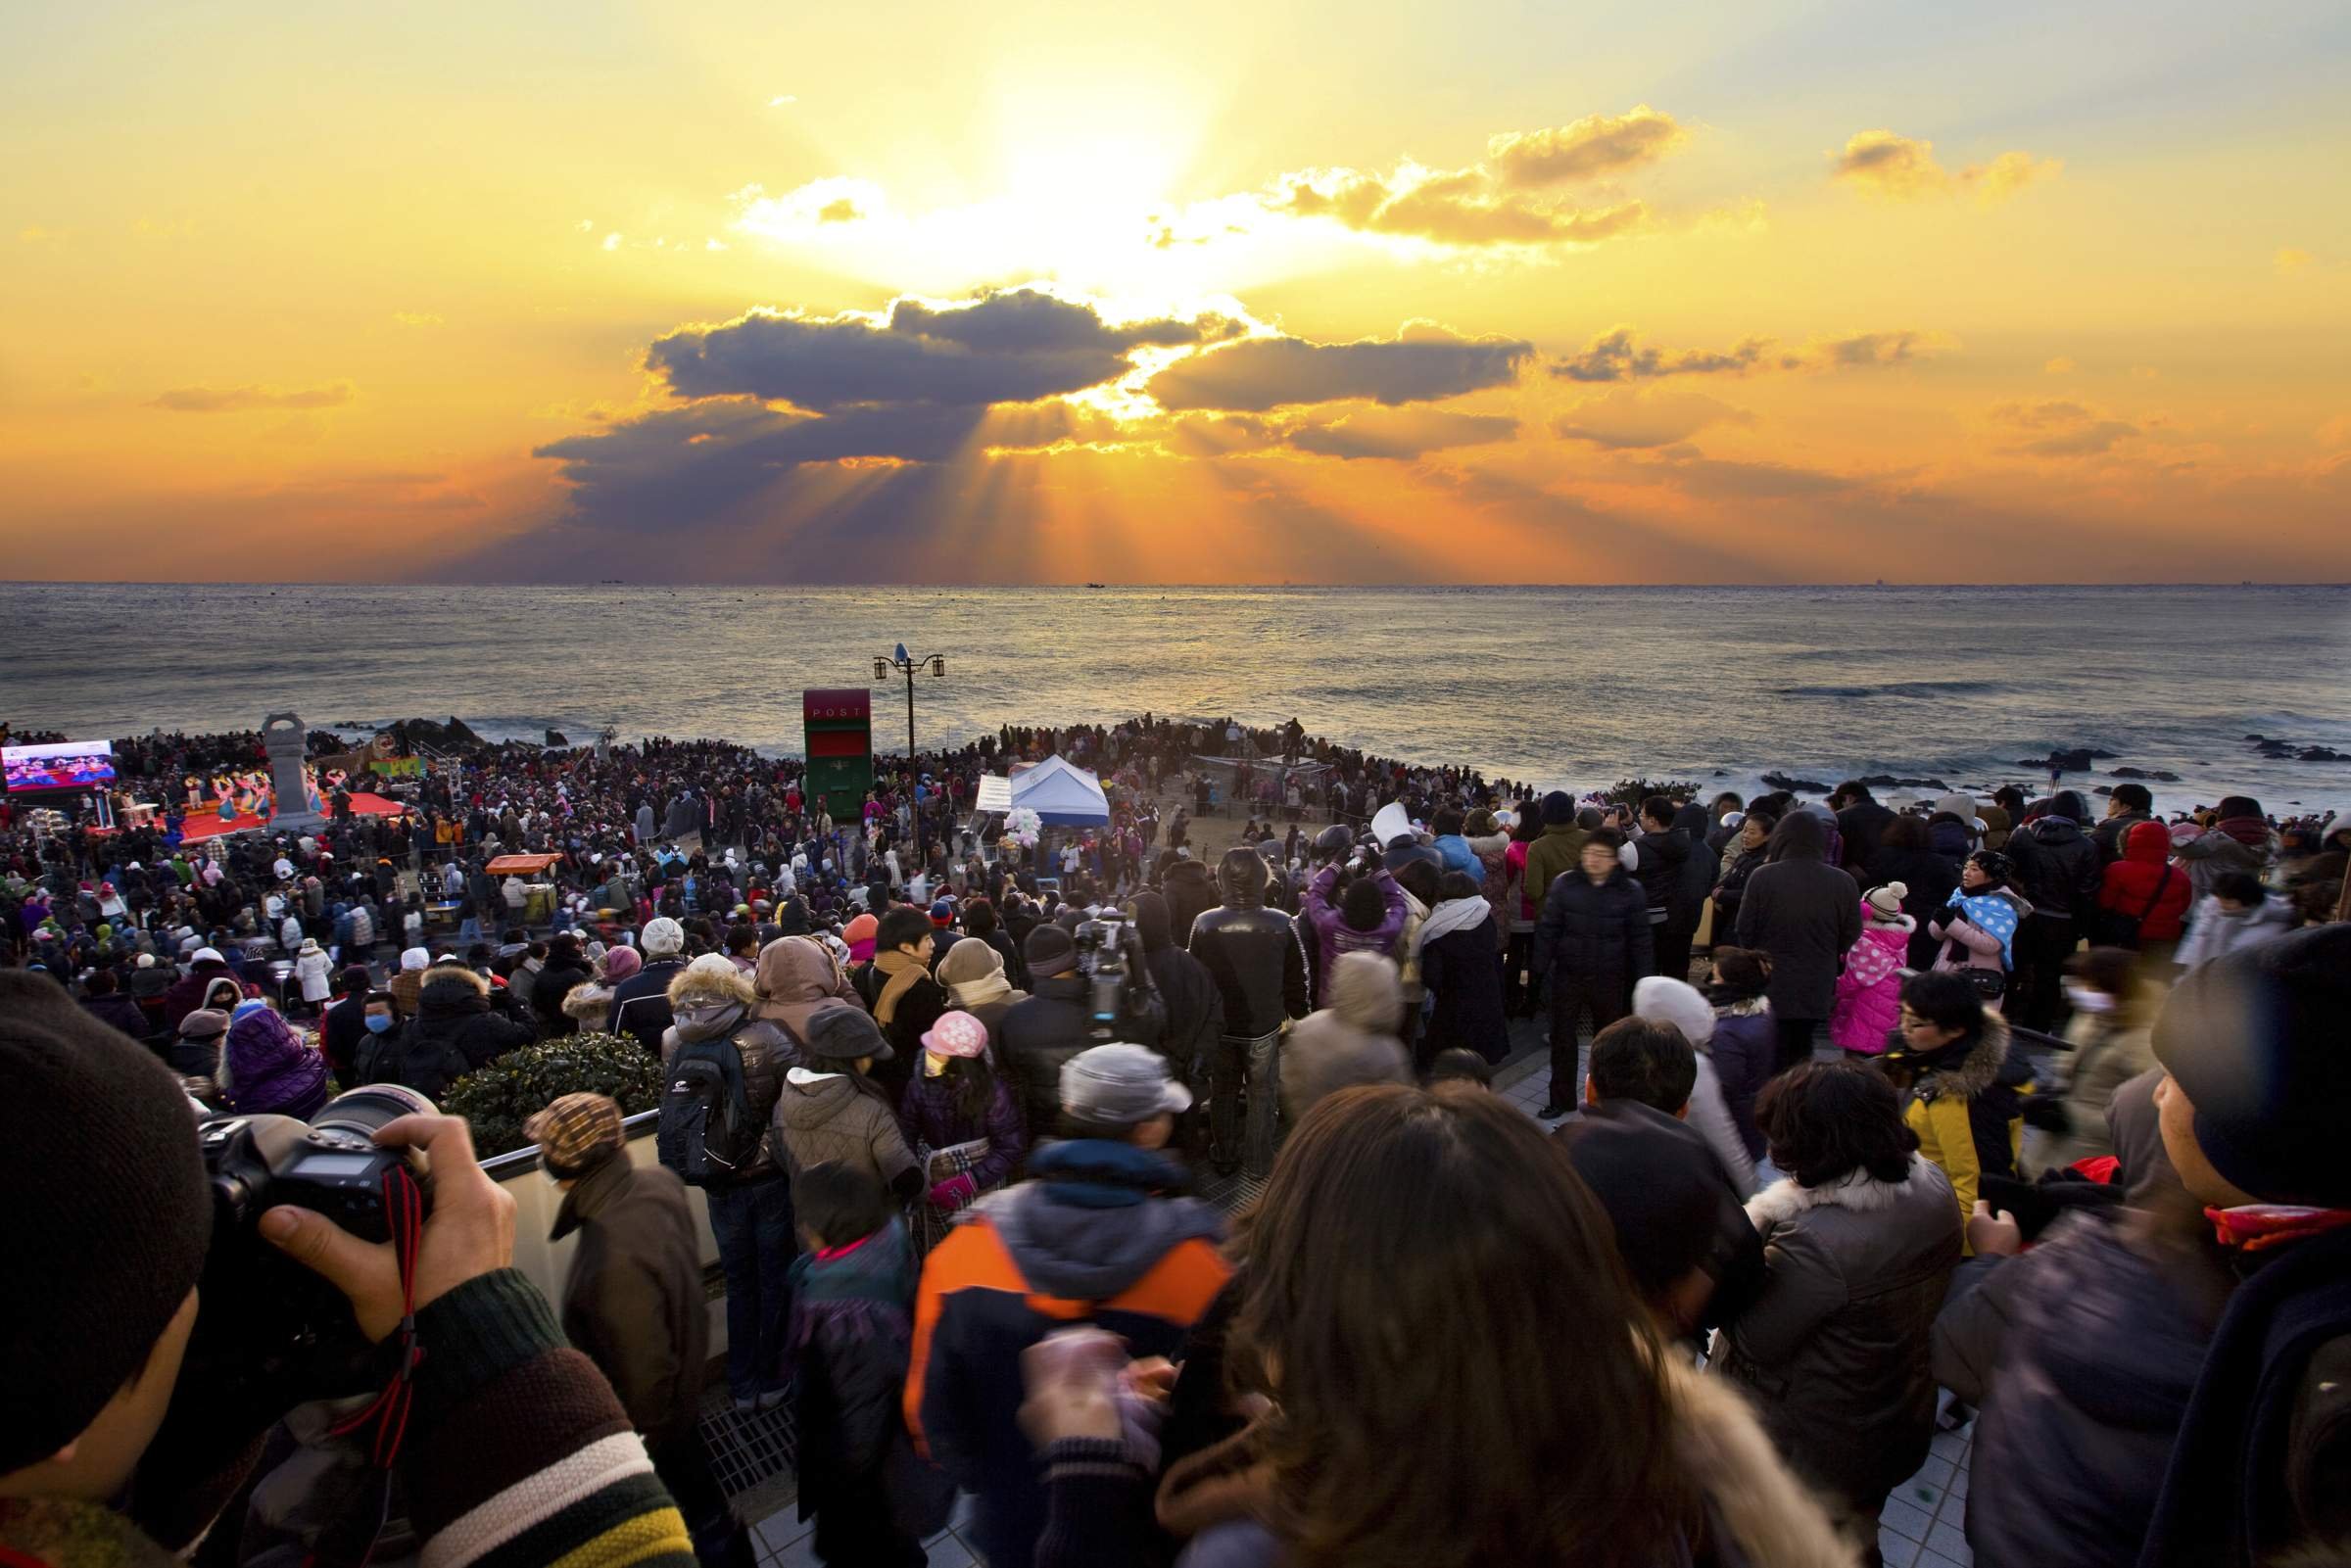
602,945,643,981
921,1010,990,1060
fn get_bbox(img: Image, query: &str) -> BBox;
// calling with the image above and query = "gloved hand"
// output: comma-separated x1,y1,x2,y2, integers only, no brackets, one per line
928,1172,979,1211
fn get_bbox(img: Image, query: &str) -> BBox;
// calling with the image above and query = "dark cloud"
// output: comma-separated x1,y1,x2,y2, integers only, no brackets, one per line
1486,107,1689,186
150,381,355,412
1147,325,1532,411
646,289,1226,410
1820,330,1940,366
1552,328,1782,383
1285,407,1518,460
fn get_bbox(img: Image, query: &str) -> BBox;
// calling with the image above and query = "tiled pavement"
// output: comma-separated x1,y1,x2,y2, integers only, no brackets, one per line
739,1014,1978,1567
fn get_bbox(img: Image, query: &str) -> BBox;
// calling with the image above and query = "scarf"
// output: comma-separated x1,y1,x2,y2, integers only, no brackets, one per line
2215,816,2274,850
949,970,1013,1010
872,947,928,1025
2206,1204,2351,1256
1418,894,1493,946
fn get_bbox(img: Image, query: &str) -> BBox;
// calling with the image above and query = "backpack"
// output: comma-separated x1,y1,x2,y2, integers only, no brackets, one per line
656,1028,761,1185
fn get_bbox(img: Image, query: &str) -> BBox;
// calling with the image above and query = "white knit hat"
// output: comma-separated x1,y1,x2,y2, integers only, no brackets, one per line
400,946,431,972
641,916,686,956
1865,882,1910,922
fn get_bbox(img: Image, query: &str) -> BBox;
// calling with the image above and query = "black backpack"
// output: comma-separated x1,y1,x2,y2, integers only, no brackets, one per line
656,1029,761,1185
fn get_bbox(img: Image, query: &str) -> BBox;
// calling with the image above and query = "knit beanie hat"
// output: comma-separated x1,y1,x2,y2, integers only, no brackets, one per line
1025,923,1079,978
2150,924,2351,1207
601,943,643,982
0,973,212,1474
641,916,686,956
936,935,1006,990
1541,790,1575,827
1865,883,1910,923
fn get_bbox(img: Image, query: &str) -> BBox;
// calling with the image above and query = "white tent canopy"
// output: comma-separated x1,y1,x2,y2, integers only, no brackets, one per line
977,754,1111,826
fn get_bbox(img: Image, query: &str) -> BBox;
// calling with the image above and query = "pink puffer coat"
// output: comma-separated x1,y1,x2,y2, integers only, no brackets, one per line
1830,909,1914,1054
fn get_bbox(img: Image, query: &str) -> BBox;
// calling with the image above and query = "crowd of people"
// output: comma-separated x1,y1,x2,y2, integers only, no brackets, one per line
3,710,2348,1568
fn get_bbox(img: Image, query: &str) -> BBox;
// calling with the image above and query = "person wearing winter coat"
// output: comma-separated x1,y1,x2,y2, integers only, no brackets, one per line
1159,856,1218,953
1937,925,2351,1568
2039,948,2157,1173
933,933,1027,1057
1128,890,1222,1099
2093,818,2190,962
2087,783,2156,866
908,1044,1226,1568
1928,850,2031,1010
1298,859,1407,1004
895,1009,1026,1234
1629,977,1757,1196
749,930,861,1050
1715,1061,1961,1557
1734,811,1862,1075
1872,815,1959,970
787,1164,942,1567
2173,870,2298,971
75,969,150,1042
2172,793,2279,903
863,905,951,1102
660,952,795,1411
1830,885,1913,1058
1881,972,2036,1242
773,1003,923,1205
1080,1083,1855,1568
607,915,691,1053
1628,795,1698,984
1282,950,1412,1120
1532,829,1654,1119
292,937,331,1012
160,945,259,1031
1707,808,1776,939
360,962,534,1101
1705,947,1779,1165
524,1091,748,1567
530,931,598,1036
1517,790,1589,919
2001,791,2103,1031
562,942,640,1029
1417,871,1509,1064
216,999,331,1119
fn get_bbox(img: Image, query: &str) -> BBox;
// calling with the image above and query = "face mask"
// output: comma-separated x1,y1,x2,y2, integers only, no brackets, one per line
364,1014,395,1033
2062,983,2114,1015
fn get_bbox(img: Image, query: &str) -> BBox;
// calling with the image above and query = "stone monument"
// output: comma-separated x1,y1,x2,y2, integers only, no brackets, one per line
262,711,327,833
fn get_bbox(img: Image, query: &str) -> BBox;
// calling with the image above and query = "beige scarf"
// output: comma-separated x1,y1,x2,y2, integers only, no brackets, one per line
872,948,929,1025
949,971,1014,1010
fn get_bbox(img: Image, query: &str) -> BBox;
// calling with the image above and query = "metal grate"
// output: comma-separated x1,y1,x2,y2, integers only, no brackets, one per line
698,1387,797,1500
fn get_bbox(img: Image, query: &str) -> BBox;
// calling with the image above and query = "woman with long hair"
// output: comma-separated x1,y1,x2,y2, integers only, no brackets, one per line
1127,1083,1851,1568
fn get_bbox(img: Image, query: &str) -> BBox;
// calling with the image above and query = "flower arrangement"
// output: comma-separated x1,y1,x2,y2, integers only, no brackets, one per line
1003,806,1042,848
439,1030,665,1159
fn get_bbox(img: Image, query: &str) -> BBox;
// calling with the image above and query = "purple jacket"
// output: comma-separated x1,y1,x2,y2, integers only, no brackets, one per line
1301,864,1407,1006
896,1067,1026,1195
1707,998,1776,1161
223,1006,330,1118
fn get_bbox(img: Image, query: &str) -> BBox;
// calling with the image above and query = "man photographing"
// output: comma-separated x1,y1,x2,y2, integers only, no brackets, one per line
0,971,692,1567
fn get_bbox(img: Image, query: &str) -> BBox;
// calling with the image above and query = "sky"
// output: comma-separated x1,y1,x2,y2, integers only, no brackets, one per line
4,0,2349,584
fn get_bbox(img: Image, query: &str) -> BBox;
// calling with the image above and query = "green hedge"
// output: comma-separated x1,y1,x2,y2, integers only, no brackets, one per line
441,1031,665,1159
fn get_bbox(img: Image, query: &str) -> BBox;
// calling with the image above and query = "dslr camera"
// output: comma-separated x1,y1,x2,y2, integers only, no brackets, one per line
180,1084,436,1409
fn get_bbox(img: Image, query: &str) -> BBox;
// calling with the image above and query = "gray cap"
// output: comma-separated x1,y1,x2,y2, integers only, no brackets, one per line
1060,1042,1191,1123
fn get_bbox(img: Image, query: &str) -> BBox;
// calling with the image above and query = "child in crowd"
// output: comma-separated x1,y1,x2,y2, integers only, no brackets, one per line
1830,882,1914,1059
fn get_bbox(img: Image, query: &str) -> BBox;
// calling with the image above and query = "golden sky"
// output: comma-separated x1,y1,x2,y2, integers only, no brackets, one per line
5,0,2349,583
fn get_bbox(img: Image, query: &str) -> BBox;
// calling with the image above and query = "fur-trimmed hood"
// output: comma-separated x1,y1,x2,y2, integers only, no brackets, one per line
1895,1009,2011,1104
1745,1153,1940,1230
1664,1359,1859,1568
666,956,757,1011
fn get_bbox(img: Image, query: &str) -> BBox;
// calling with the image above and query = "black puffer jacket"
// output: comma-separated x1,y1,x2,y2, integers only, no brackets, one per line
1629,826,1690,922
361,966,534,1100
1532,866,1654,983
659,960,792,1181
997,978,1098,1134
1419,908,1509,1062
2006,815,2102,924
532,951,598,1037
1716,1156,1961,1508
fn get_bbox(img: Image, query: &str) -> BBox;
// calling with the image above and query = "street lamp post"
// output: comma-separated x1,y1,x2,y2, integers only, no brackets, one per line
872,643,947,760
874,643,947,838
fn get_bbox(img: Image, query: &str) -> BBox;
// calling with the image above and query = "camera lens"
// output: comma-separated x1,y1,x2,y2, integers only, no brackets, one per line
312,1083,436,1138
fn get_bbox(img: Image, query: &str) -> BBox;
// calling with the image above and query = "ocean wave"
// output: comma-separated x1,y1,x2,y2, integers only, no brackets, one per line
1775,681,2011,699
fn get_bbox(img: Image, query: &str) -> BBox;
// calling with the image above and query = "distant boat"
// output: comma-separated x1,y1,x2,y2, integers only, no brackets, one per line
1085,582,1106,589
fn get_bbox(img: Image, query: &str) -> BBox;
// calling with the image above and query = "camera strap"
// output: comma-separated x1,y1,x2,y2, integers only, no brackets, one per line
306,1164,427,1568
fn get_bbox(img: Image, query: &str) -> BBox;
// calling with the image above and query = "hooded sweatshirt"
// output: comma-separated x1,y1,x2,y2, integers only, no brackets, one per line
1282,950,1410,1119
2097,819,2192,942
907,1140,1227,1568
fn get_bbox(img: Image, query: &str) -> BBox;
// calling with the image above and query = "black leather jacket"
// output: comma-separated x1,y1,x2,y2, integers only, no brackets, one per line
1188,895,1311,1038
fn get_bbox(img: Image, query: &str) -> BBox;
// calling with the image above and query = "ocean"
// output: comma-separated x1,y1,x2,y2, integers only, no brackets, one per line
5,583,2349,815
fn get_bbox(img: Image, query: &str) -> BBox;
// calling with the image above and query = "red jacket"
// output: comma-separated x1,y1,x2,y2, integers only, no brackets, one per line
2098,820,2191,941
